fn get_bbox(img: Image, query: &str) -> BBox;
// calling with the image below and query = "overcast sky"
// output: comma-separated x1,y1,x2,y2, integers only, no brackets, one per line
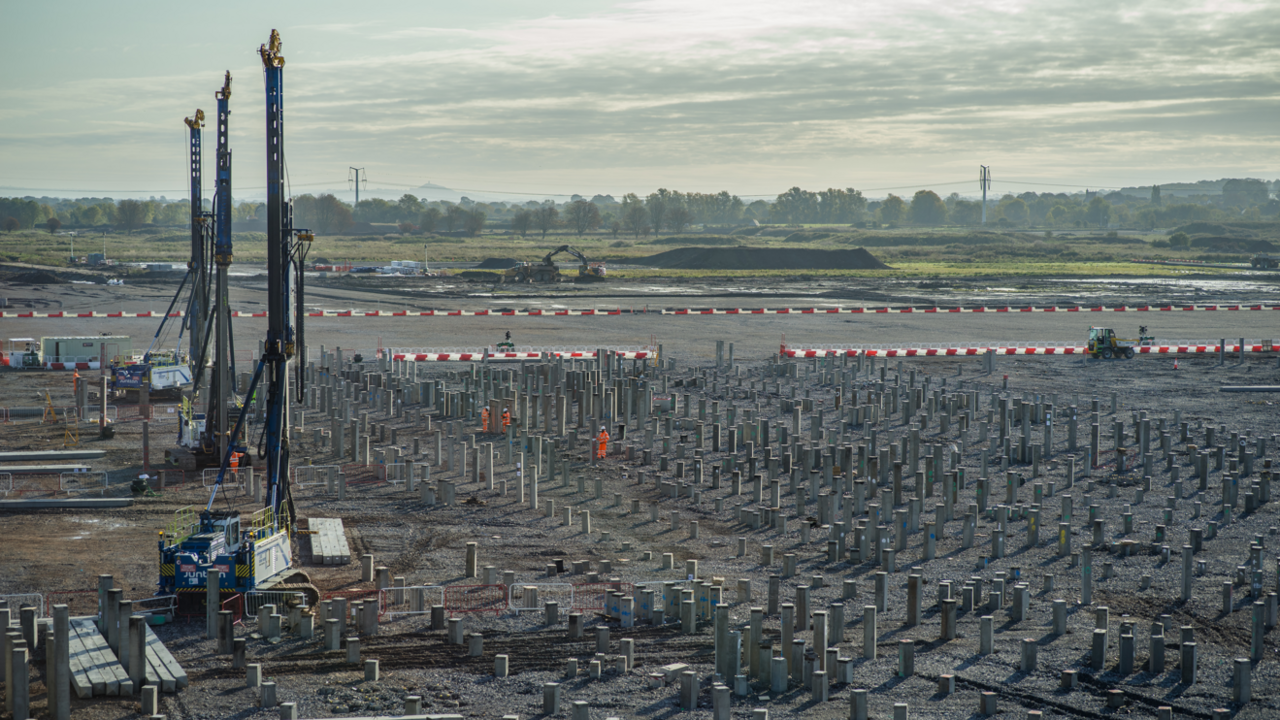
1,0,1277,201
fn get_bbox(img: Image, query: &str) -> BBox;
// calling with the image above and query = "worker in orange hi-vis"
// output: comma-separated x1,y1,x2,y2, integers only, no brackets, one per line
597,426,610,459
502,407,511,431
481,407,490,433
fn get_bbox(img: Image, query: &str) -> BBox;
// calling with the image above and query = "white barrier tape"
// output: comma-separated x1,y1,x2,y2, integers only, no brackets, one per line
392,350,654,362
5,304,1279,319
783,341,1280,358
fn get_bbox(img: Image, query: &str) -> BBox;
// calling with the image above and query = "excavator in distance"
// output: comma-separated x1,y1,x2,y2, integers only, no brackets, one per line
503,245,607,284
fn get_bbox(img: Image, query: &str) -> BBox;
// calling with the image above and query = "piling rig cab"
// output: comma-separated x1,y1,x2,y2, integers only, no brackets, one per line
1087,326,1155,359
503,245,606,284
158,505,318,614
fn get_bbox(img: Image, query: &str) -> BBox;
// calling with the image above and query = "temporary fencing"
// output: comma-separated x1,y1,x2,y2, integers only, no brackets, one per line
59,471,108,495
244,589,309,616
507,583,573,613
115,404,180,423
77,406,118,423
202,468,249,489
155,470,193,488
0,472,10,495
392,344,656,363
342,464,392,489
130,594,177,618
45,590,98,618
221,593,245,625
7,303,1280,321
572,582,636,613
0,593,44,617
379,463,408,485
443,584,507,616
291,465,340,489
378,585,445,619
781,338,1280,358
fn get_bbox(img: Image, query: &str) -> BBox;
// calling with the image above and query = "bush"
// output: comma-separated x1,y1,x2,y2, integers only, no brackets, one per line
1169,231,1190,248
1151,239,1171,248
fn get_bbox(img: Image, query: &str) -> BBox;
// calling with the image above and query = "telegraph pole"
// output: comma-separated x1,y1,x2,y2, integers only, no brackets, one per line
979,166,992,225
349,166,366,205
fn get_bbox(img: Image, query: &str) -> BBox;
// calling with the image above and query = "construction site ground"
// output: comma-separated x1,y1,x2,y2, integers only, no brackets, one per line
1,271,1279,720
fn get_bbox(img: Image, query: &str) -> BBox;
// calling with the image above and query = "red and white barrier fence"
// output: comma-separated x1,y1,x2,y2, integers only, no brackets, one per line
391,345,655,362
5,304,1279,320
782,339,1280,358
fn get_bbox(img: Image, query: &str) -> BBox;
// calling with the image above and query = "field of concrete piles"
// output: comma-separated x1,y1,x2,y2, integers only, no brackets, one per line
2,333,1278,720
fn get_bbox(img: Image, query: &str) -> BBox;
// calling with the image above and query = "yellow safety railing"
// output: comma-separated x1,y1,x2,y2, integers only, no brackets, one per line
248,504,291,538
164,505,199,546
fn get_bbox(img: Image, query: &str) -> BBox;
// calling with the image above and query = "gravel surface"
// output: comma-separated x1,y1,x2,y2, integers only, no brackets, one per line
1,273,1279,720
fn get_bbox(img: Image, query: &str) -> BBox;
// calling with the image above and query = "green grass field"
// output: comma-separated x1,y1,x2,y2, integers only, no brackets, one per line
0,225,1244,279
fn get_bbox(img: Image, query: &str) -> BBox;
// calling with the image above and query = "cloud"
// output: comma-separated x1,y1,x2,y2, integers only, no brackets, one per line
2,0,1278,195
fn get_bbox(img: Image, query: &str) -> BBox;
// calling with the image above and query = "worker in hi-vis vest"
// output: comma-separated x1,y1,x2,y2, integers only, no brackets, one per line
597,426,609,459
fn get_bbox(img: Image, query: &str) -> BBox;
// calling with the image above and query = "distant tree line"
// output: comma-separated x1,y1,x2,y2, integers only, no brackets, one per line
3,177,1277,239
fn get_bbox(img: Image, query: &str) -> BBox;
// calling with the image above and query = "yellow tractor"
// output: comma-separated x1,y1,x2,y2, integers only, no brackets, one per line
1087,326,1154,359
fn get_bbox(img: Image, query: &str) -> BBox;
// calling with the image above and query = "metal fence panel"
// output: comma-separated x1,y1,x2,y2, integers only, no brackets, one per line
202,468,249,489
0,593,44,617
59,471,108,495
244,589,310,616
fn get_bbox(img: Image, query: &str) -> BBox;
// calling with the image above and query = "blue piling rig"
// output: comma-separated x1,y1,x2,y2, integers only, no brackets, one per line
160,33,316,612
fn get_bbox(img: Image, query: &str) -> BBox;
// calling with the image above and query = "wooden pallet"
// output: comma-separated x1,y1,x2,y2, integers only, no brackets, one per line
309,517,351,565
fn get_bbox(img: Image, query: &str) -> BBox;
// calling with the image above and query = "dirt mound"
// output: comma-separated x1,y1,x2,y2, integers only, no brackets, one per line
1189,236,1276,253
475,258,519,269
644,235,741,246
638,247,890,270
458,270,503,281
9,270,66,285
1174,221,1280,239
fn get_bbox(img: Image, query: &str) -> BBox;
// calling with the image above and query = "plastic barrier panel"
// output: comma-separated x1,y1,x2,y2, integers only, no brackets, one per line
443,584,507,616
508,583,573,613
44,590,98,618
378,585,445,619
572,582,636,612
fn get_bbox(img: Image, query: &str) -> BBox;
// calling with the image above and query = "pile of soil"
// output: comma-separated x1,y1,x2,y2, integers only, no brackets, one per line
9,270,66,284
638,246,890,270
475,257,519,269
458,270,503,281
1189,236,1277,253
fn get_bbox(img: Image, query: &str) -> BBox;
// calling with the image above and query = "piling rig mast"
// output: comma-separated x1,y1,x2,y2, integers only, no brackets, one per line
171,73,240,468
208,30,312,529
208,72,237,465
109,109,217,399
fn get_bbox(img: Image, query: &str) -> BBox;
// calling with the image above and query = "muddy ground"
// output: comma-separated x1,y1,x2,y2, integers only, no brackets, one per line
1,271,1279,720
